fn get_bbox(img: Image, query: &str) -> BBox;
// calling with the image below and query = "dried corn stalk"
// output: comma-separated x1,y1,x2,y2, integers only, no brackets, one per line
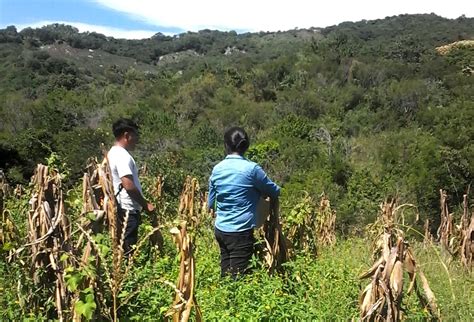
285,193,336,254
76,157,169,321
14,184,25,198
76,157,118,257
153,174,164,200
366,199,419,255
165,177,203,320
460,194,474,270
0,165,18,259
360,199,439,321
87,155,128,321
178,176,204,229
1,209,19,257
261,202,289,273
26,164,73,322
0,170,11,198
316,194,336,247
285,193,317,254
148,174,164,249
166,221,202,322
423,219,433,247
70,158,116,321
437,189,456,255
0,182,3,220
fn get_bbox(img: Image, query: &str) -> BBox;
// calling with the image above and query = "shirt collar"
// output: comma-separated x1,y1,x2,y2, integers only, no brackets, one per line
225,154,244,159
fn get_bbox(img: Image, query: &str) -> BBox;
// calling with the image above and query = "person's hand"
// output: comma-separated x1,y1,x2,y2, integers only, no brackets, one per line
144,202,155,214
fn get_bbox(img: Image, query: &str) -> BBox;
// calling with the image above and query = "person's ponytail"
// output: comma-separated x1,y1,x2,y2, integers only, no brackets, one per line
224,127,250,155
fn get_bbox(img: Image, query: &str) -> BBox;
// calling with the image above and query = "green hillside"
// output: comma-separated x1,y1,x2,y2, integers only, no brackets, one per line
1,13,473,228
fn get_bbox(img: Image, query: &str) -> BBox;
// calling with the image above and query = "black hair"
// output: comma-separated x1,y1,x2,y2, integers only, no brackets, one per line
224,127,250,155
112,118,139,139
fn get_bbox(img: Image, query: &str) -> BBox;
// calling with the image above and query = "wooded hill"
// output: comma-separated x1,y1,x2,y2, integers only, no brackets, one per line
0,13,473,229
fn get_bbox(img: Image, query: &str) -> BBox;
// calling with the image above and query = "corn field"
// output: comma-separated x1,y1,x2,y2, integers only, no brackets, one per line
1,161,473,320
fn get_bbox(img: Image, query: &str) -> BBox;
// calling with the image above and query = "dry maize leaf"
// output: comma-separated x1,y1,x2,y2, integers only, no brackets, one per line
360,283,375,317
360,265,383,318
379,280,396,321
404,249,416,274
382,232,391,262
406,271,416,295
390,260,404,301
359,256,384,279
418,271,440,318
383,247,398,281
362,297,384,321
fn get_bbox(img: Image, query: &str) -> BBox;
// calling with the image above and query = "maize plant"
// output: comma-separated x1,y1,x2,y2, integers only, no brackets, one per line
153,174,165,200
14,184,25,198
359,199,439,321
71,157,118,320
423,219,433,248
178,176,205,230
0,171,7,245
436,189,473,267
149,174,165,249
460,194,474,270
0,183,3,217
285,193,318,254
260,200,289,273
24,164,73,321
284,193,336,256
1,208,19,257
164,177,203,321
316,194,336,247
74,156,165,321
0,170,11,198
365,199,418,255
437,189,457,256
167,220,202,322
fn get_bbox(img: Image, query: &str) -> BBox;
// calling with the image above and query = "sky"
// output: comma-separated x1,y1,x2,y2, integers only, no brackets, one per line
0,0,473,39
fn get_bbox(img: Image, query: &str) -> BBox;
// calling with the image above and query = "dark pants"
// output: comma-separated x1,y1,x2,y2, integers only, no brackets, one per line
117,209,141,256
214,227,255,278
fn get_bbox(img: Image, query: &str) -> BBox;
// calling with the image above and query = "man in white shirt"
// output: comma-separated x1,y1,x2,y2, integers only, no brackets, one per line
108,118,155,255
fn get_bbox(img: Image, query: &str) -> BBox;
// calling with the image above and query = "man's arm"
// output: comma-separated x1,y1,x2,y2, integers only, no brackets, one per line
121,175,155,214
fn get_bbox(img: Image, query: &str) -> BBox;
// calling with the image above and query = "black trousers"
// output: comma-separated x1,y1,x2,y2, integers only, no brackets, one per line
214,227,255,278
117,209,141,256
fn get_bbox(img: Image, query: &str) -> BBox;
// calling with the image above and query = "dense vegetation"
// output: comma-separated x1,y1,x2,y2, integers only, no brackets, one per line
1,14,473,230
0,14,473,319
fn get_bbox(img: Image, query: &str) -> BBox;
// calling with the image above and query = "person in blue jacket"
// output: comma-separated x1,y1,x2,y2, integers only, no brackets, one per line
208,127,281,278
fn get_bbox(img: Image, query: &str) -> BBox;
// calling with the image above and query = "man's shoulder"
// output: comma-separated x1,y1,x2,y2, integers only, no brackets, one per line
108,146,132,161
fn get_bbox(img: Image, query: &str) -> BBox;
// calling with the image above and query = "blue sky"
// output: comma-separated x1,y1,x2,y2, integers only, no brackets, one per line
0,0,472,39
0,0,183,38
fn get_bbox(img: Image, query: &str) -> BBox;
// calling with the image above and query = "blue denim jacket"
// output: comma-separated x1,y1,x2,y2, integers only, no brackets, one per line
208,155,281,232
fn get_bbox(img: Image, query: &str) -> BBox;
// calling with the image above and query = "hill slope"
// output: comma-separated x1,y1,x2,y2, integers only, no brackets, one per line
0,13,473,227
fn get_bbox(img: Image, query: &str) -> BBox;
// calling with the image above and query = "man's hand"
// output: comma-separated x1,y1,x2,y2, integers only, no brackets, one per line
144,202,155,214
121,175,155,214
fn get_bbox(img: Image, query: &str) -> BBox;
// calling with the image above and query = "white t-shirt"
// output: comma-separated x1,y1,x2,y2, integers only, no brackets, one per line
107,145,143,211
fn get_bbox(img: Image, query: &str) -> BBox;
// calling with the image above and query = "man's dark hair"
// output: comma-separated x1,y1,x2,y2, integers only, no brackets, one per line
224,127,250,155
112,118,139,139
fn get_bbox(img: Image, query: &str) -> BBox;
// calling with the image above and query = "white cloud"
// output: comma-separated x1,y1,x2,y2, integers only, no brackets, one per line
94,0,473,32
15,21,160,39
